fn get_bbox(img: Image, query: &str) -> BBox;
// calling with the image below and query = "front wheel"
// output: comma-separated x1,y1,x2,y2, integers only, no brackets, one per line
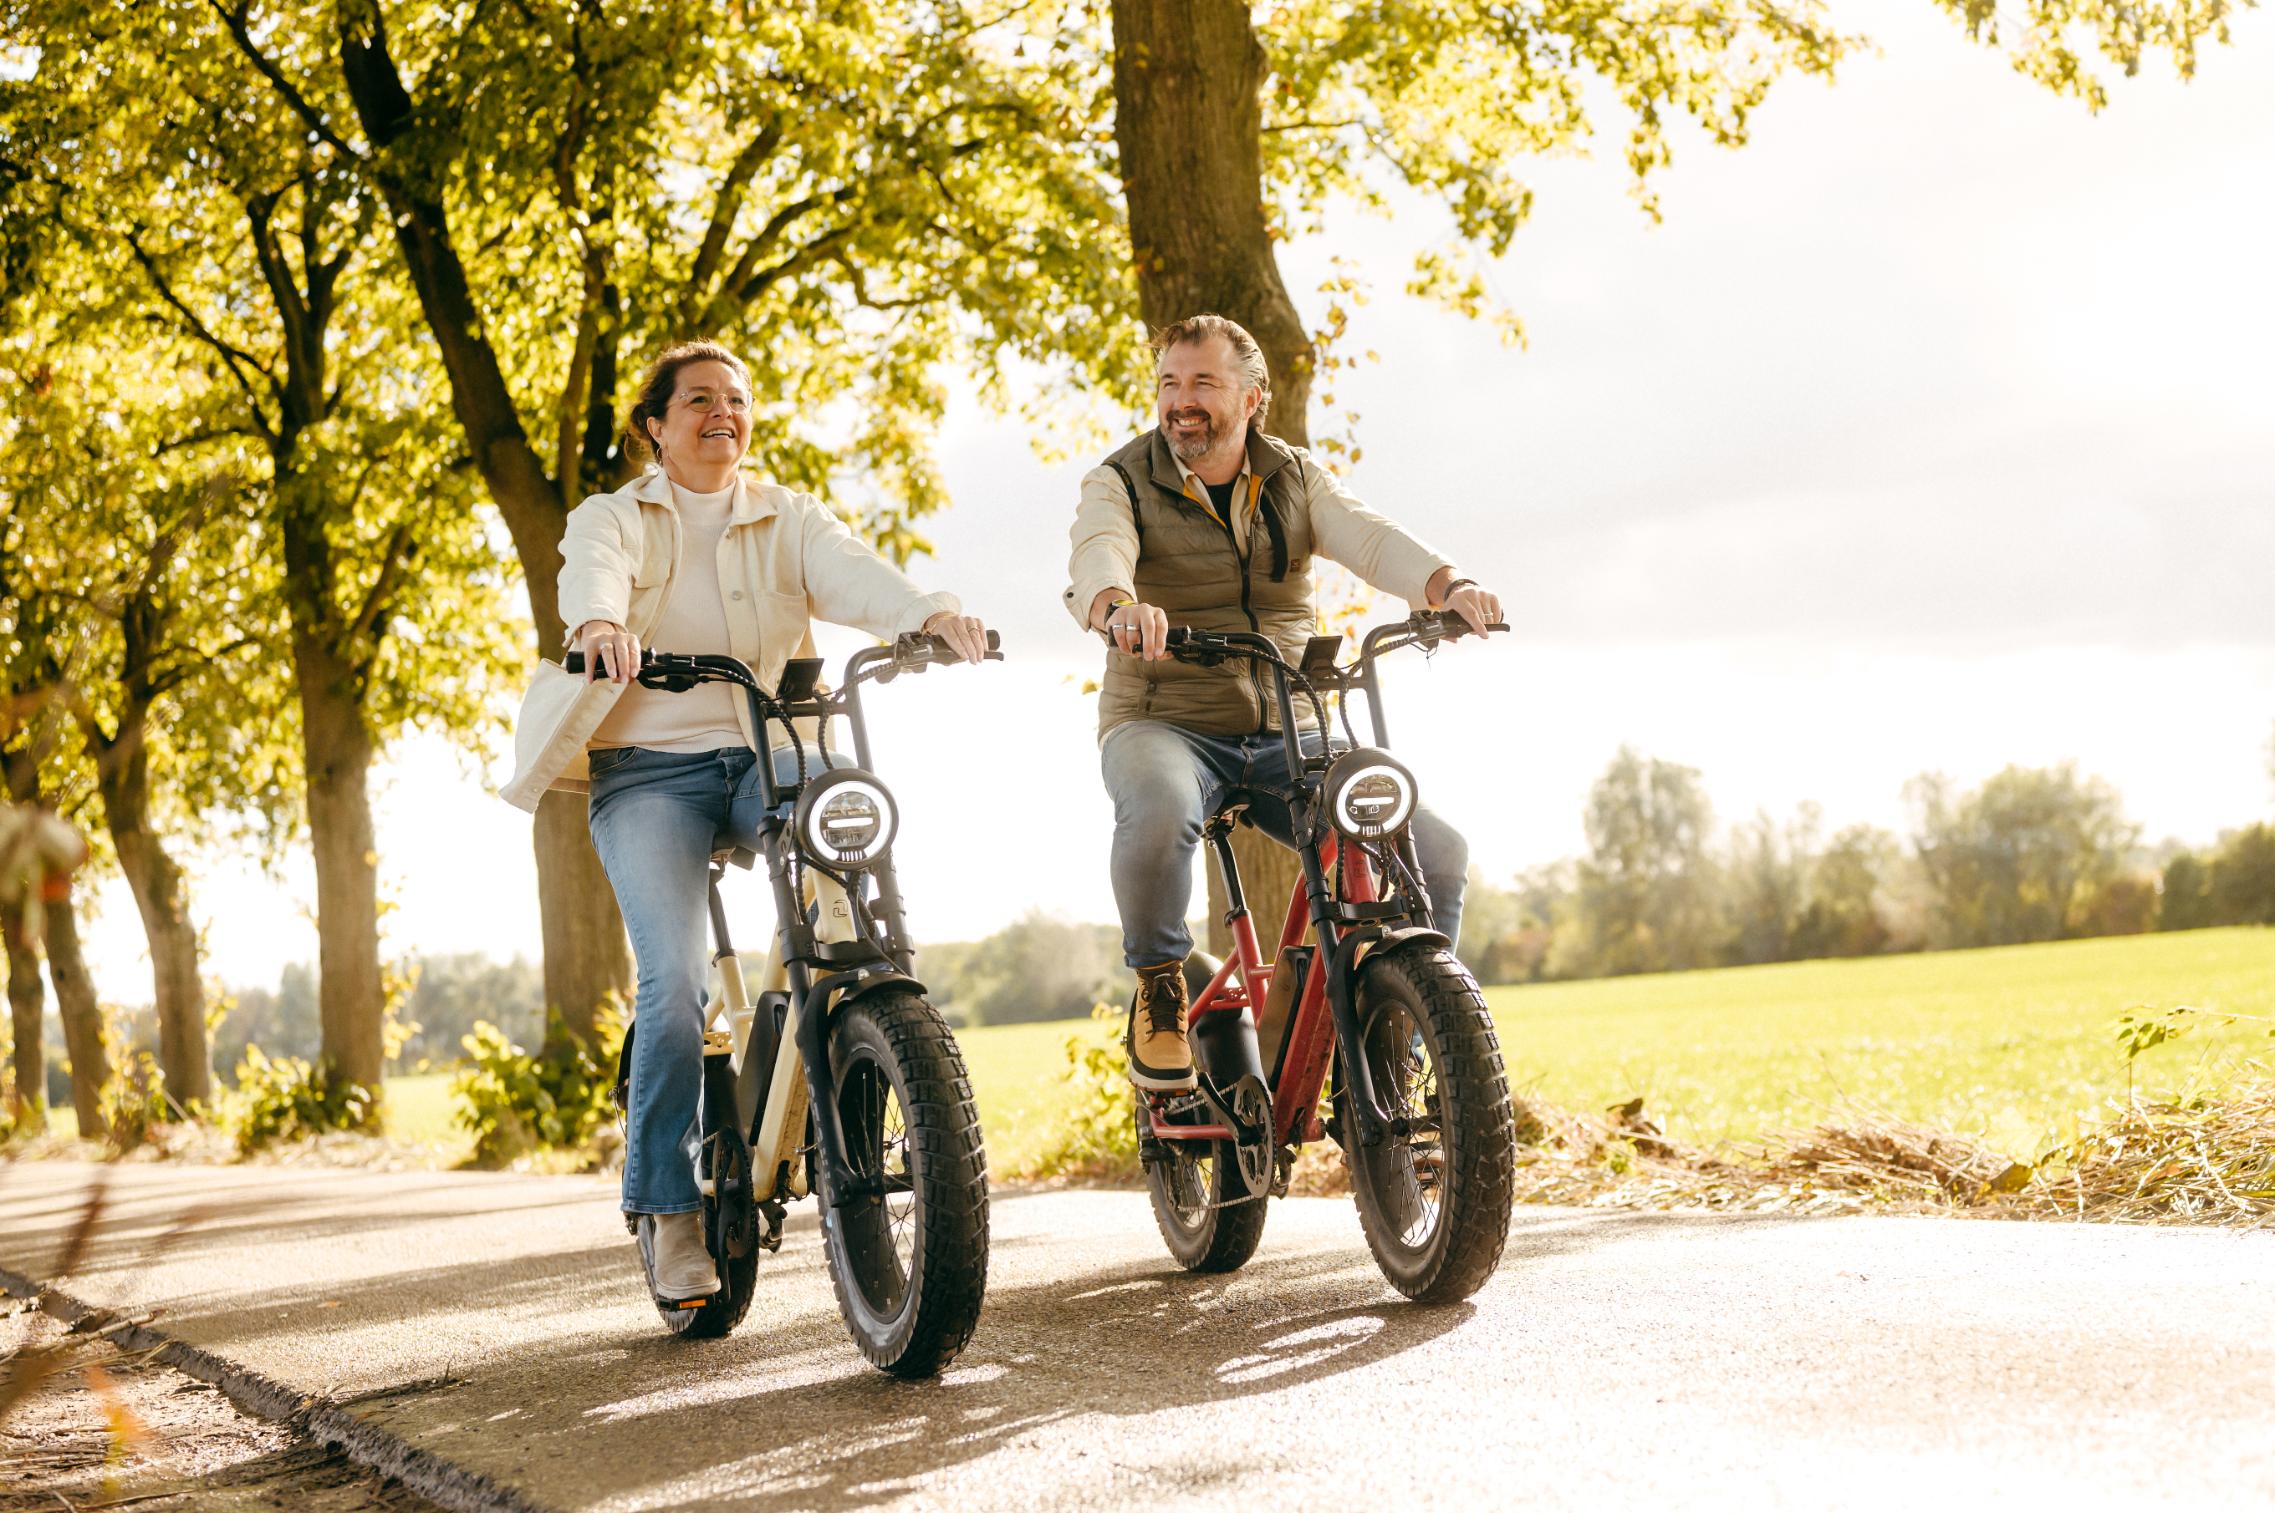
1343,948,1515,1303
821,990,990,1377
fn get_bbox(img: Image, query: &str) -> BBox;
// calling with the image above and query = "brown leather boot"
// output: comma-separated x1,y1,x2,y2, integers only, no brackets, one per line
1126,960,1196,1092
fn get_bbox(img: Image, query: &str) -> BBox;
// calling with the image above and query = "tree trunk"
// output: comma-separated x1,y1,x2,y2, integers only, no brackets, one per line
2,905,45,1130
96,728,211,1108
1110,0,1318,434
338,7,630,1050
536,792,627,1052
295,630,387,1094
42,893,109,1139
1112,0,1316,960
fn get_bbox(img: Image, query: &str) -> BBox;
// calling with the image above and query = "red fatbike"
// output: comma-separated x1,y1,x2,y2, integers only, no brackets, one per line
1140,611,1518,1303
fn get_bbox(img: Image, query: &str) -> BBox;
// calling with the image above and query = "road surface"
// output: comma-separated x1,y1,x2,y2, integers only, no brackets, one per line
3,1161,2269,1511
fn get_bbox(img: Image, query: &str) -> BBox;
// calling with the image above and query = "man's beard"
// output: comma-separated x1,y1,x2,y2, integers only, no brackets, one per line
1164,407,1222,461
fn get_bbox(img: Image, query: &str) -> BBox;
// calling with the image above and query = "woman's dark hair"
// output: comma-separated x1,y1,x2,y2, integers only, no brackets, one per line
624,340,752,463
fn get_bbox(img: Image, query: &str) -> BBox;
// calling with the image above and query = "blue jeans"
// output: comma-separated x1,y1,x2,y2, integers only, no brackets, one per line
587,744,849,1215
1100,720,1469,970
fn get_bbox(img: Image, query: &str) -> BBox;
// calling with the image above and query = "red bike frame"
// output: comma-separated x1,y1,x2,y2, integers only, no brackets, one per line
1146,832,1380,1149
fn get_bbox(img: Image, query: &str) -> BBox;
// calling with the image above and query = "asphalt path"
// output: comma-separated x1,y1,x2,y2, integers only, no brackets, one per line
2,1161,2269,1511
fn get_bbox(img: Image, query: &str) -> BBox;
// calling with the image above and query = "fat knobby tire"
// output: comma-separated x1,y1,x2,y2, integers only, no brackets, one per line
823,990,990,1377
1143,1097,1269,1273
1347,947,1516,1304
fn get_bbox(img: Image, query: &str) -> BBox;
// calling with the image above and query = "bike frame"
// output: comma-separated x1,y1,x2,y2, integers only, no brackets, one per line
1144,613,1496,1158
591,635,991,1214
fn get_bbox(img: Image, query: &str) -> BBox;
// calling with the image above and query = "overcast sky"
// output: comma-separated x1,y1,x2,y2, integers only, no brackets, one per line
78,4,2275,994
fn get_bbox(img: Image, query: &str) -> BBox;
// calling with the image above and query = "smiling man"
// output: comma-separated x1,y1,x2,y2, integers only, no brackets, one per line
1065,315,1503,1090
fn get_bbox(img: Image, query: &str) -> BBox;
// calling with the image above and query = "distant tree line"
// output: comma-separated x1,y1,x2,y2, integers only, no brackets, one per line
1457,744,2275,985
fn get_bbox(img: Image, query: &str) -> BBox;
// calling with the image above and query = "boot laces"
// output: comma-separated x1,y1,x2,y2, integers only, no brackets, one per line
1139,973,1187,1036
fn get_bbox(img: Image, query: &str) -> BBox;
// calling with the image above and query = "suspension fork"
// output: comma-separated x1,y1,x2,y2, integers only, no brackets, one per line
1307,830,1392,1148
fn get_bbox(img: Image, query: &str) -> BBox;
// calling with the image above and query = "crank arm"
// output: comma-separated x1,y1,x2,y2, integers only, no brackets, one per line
1194,1076,1269,1145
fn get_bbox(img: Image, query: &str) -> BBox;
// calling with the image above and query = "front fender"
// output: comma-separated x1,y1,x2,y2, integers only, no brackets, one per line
830,965,926,1015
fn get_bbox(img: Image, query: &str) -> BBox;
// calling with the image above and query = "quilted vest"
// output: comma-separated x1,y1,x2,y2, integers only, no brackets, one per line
1096,427,1317,738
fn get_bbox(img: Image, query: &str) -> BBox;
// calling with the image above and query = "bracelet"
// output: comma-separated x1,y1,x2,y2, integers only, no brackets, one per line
1443,577,1478,594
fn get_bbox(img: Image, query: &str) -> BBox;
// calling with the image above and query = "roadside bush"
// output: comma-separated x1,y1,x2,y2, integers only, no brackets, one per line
0,1091,39,1146
1022,1002,1139,1181
451,1009,623,1166
101,1048,177,1152
223,1046,375,1153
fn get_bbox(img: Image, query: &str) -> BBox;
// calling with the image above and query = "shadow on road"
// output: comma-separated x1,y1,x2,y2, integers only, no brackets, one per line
0,1172,1754,1511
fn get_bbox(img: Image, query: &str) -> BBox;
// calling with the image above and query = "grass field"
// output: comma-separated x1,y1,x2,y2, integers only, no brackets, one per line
49,927,2268,1175
1485,926,2275,1158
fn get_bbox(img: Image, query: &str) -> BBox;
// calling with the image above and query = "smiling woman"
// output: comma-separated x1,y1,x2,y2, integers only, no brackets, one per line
496,336,992,1312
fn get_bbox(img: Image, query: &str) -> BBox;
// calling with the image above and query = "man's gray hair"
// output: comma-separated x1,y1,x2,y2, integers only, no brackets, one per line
1153,314,1271,431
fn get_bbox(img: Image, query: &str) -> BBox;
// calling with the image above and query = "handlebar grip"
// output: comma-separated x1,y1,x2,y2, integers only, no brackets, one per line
563,648,655,678
909,628,1004,664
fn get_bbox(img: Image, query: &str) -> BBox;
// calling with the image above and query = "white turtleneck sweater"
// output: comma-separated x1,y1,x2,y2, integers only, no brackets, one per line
589,482,746,753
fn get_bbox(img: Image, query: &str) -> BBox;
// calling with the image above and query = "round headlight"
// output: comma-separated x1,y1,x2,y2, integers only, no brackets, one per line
1324,749,1416,840
796,770,897,868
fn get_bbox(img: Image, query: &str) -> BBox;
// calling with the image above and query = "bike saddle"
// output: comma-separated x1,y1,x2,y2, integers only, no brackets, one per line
710,845,759,871
1203,797,1256,833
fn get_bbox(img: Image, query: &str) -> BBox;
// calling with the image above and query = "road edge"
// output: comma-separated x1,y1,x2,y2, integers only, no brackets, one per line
0,1263,553,1513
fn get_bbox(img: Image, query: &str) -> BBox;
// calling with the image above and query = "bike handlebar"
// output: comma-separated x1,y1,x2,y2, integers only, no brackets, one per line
1165,610,1506,673
844,628,1003,687
563,629,1000,683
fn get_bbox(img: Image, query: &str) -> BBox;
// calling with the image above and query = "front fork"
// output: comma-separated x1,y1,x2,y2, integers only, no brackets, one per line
1211,820,1411,1151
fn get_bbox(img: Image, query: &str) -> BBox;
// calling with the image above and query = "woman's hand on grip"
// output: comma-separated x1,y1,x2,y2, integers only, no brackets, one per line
922,610,991,664
577,620,641,683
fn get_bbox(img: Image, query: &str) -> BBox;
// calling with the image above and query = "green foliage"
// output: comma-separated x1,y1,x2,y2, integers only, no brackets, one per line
2208,824,2275,926
0,1087,40,1147
98,1047,175,1153
222,1045,376,1154
1025,1002,1139,1180
2161,851,2216,932
1908,763,2139,948
450,1010,624,1166
1793,824,1902,960
1555,747,1722,977
925,912,1123,1027
2115,1003,2197,1066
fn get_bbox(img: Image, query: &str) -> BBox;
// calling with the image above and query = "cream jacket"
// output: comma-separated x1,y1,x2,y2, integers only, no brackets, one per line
501,466,957,812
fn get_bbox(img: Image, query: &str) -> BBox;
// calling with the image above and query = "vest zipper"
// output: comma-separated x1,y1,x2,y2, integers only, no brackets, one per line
1211,492,1269,735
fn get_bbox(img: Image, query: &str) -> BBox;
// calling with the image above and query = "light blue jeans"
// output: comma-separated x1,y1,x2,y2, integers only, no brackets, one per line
1100,720,1469,970
586,743,850,1215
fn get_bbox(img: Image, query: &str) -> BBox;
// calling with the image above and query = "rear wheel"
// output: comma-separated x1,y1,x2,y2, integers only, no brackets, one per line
1141,1091,1269,1273
822,990,989,1378
1343,948,1515,1303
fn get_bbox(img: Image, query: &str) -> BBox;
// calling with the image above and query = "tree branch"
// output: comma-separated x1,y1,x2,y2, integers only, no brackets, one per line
123,231,278,437
347,519,417,649
687,123,786,304
717,186,860,306
207,0,367,164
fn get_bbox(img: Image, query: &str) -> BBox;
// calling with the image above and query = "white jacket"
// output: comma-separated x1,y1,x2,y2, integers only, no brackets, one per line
500,466,957,812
